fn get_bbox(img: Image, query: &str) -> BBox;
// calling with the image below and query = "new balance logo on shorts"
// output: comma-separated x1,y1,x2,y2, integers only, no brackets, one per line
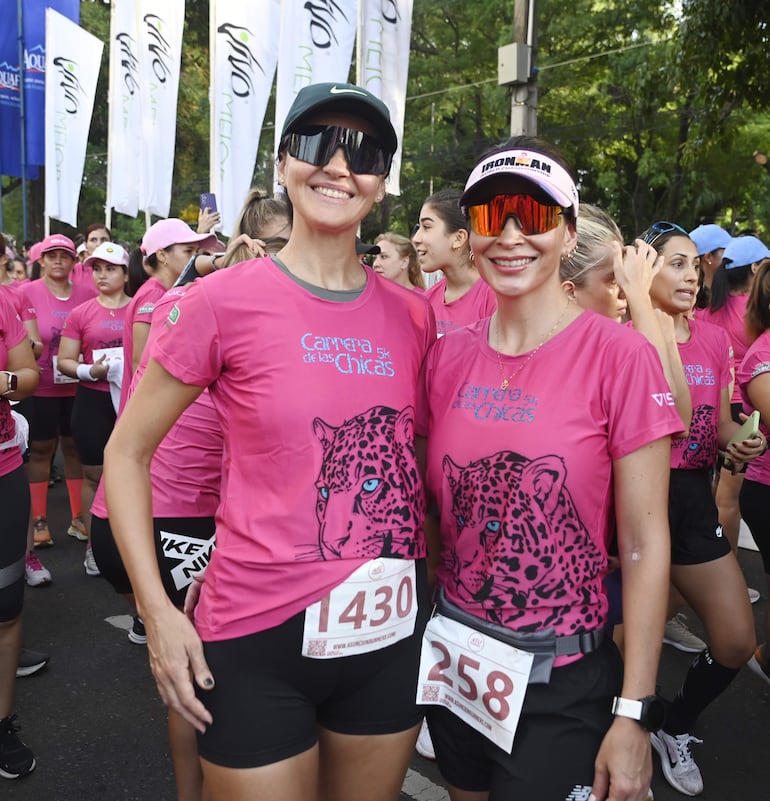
564,787,592,801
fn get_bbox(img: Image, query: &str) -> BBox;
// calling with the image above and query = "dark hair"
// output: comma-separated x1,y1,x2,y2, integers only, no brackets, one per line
85,223,112,240
708,262,753,312
422,188,468,236
746,260,770,339
127,248,152,296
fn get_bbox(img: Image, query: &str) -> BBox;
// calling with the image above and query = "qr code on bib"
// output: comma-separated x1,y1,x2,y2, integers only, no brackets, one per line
307,639,327,657
421,686,439,703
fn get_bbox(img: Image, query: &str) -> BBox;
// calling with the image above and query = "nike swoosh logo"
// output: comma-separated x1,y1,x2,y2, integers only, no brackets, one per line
330,85,367,96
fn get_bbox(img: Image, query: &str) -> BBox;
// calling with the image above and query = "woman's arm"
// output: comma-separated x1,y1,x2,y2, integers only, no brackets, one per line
131,321,151,374
617,242,692,434
415,435,441,589
3,338,39,399
103,358,212,731
717,386,766,467
58,335,109,382
23,318,43,359
591,437,672,801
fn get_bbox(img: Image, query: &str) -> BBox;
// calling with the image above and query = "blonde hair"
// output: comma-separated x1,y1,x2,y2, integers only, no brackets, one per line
560,204,622,286
375,231,425,289
221,189,291,267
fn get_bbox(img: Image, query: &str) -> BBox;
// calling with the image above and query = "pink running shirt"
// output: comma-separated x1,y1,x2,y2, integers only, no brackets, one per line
671,318,732,470
20,279,97,397
0,293,28,475
695,294,753,404
425,276,496,337
149,258,435,641
416,311,682,655
738,331,770,486
62,297,128,393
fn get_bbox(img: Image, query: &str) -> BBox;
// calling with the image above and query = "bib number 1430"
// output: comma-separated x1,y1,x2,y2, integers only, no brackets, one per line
303,559,417,659
416,614,533,752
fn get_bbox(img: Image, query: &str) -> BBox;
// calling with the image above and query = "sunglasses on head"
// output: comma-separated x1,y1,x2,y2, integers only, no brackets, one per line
640,221,689,248
466,194,564,237
281,125,392,176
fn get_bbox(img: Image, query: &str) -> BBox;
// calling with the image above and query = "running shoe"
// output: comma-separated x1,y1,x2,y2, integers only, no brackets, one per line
83,546,100,577
24,552,51,587
16,649,50,678
32,517,53,548
415,718,435,760
67,517,88,541
663,612,706,654
651,729,704,796
747,646,770,687
0,715,35,779
128,616,147,645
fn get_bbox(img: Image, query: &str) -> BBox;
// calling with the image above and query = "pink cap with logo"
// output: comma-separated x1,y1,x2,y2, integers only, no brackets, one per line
39,233,77,258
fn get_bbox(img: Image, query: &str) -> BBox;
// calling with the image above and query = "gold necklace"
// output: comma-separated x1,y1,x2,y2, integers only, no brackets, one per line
493,301,570,390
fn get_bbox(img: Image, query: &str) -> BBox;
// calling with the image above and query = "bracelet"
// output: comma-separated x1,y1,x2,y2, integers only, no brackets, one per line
76,364,98,381
211,253,223,270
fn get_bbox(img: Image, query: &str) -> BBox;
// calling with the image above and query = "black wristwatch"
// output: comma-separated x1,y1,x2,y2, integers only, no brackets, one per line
611,695,666,731
1,371,17,396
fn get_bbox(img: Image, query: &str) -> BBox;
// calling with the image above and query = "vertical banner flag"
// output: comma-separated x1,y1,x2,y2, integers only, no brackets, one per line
0,0,78,179
357,0,413,195
136,0,185,218
107,0,142,217
212,0,280,237
273,0,357,162
44,9,104,226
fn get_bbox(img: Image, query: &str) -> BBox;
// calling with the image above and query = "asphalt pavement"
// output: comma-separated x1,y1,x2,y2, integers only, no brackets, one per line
8,477,769,800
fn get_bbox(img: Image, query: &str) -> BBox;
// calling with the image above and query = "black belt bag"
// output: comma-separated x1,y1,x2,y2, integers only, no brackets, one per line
433,586,605,684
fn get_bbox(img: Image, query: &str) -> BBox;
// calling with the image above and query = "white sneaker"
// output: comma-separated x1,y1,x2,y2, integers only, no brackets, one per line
663,612,706,653
415,718,435,760
25,552,51,587
651,729,704,796
83,546,100,577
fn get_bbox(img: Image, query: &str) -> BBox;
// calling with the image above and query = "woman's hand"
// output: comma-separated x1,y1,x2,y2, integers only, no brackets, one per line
197,207,221,234
89,353,109,381
591,717,653,801
144,603,215,733
614,240,661,302
183,570,206,621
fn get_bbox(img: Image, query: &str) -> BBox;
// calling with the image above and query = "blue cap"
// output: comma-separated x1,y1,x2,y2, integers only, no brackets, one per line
723,236,770,269
689,224,732,256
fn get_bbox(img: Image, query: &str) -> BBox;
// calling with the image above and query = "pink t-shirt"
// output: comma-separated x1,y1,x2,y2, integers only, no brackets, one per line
695,294,753,403
0,284,25,317
21,279,97,397
149,258,435,641
416,311,682,652
62,297,128,393
425,276,496,337
738,331,770,485
671,318,732,470
93,288,223,520
70,262,94,289
118,277,167,413
0,293,28,475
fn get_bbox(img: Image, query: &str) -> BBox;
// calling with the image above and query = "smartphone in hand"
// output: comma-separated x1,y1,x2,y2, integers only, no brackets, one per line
199,192,218,212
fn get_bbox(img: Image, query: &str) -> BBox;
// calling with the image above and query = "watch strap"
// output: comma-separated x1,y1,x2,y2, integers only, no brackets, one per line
611,696,643,720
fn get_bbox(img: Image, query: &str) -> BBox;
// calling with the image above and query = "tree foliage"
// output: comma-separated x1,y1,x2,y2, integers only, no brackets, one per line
4,0,769,246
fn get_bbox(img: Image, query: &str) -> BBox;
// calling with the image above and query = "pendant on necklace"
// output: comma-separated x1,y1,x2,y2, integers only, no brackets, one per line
500,379,509,390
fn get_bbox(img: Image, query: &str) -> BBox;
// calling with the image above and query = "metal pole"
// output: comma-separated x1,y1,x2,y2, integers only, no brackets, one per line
17,0,28,240
509,0,537,136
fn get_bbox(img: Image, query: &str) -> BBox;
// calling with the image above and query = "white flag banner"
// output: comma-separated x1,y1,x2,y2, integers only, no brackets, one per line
136,0,185,218
357,0,413,195
107,0,141,218
44,9,104,227
212,0,280,237
273,0,357,161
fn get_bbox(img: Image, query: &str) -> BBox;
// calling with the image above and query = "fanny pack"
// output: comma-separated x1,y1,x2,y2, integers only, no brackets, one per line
434,586,604,684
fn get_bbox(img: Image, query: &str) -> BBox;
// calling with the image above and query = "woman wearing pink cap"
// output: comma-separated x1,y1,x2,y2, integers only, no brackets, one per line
105,82,434,801
17,234,97,548
416,137,681,801
56,243,131,575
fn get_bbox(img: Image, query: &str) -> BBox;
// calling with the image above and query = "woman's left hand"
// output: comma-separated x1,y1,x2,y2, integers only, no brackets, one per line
591,717,652,801
725,432,767,468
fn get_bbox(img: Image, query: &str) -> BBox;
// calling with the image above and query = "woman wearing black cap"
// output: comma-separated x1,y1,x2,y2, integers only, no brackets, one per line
104,83,434,800
415,137,681,801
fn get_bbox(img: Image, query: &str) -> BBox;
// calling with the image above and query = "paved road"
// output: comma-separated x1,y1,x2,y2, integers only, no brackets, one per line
9,479,768,800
